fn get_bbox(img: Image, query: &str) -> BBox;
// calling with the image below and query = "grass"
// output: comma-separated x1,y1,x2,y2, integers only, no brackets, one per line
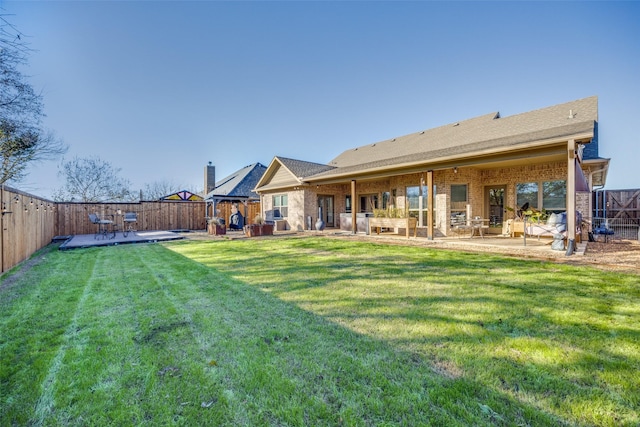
0,236,638,426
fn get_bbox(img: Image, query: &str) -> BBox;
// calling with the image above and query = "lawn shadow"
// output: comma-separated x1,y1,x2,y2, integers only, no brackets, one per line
164,238,640,425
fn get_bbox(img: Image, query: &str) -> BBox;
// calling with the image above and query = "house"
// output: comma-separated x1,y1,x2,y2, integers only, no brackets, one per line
203,162,267,227
254,96,610,247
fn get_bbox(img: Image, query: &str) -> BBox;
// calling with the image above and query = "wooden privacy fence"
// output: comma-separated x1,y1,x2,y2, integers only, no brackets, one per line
55,201,207,236
593,189,640,221
211,201,261,226
1,186,57,274
0,189,265,274
0,191,209,274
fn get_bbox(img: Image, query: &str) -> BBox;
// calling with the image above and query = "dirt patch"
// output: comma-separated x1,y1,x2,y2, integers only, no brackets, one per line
568,239,640,273
0,244,57,294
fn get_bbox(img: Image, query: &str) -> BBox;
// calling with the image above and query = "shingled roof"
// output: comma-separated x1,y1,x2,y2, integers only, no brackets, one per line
204,163,267,200
255,96,603,190
277,157,336,179
254,156,336,192
332,96,595,165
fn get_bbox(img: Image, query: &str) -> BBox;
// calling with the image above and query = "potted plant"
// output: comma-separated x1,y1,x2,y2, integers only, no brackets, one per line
207,217,226,235
243,215,274,237
260,216,274,236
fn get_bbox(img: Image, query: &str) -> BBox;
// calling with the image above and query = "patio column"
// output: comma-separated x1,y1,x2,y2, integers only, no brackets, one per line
418,176,424,228
351,180,357,234
427,170,434,240
567,139,577,252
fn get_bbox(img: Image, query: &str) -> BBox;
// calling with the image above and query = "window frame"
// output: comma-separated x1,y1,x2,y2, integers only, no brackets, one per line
516,180,566,212
406,185,436,225
272,194,288,219
450,184,468,212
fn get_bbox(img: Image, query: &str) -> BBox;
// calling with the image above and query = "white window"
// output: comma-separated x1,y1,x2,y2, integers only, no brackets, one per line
272,194,288,218
407,185,436,225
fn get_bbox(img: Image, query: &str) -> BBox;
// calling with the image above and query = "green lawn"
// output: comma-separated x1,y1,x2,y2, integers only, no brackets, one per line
1,237,638,426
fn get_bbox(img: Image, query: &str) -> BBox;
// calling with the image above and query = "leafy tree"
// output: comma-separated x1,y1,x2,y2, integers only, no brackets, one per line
53,156,134,202
0,14,66,184
0,119,64,184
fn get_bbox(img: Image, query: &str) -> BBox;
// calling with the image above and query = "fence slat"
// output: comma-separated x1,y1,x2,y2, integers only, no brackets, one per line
54,201,209,236
1,189,266,274
1,187,57,273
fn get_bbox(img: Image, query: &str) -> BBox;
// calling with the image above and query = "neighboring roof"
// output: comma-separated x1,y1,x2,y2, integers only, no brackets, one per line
204,163,267,200
161,190,204,201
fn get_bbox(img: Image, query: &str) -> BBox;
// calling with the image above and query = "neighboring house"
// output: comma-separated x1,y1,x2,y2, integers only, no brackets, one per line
204,162,267,225
160,190,204,201
255,96,610,244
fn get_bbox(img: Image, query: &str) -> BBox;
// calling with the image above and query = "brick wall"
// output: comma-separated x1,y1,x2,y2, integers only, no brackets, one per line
259,160,575,236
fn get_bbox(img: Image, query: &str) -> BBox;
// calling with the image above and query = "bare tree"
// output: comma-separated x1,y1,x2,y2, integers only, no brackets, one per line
141,180,191,201
0,14,66,185
53,156,135,202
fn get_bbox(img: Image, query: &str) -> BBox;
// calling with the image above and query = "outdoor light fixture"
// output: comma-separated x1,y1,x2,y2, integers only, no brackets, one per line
453,167,458,174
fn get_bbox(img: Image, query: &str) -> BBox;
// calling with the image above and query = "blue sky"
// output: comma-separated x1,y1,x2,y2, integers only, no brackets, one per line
4,1,639,198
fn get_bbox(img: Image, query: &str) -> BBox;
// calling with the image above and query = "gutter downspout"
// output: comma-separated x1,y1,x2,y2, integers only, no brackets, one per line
588,166,608,219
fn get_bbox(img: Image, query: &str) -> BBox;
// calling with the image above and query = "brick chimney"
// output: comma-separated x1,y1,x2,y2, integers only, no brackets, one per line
204,162,216,195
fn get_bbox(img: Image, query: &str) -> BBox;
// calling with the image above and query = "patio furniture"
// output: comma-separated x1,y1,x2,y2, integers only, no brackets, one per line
450,214,471,238
470,217,490,238
368,217,418,238
89,213,115,239
593,222,614,243
122,212,137,237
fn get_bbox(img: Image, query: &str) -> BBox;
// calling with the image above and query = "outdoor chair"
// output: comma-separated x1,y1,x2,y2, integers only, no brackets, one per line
89,213,114,239
123,212,137,237
449,214,471,238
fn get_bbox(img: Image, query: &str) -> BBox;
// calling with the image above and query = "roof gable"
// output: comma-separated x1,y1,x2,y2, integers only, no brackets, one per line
161,190,204,201
255,156,335,191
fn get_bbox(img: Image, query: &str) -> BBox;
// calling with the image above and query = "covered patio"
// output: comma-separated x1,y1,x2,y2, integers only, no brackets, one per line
255,97,610,256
